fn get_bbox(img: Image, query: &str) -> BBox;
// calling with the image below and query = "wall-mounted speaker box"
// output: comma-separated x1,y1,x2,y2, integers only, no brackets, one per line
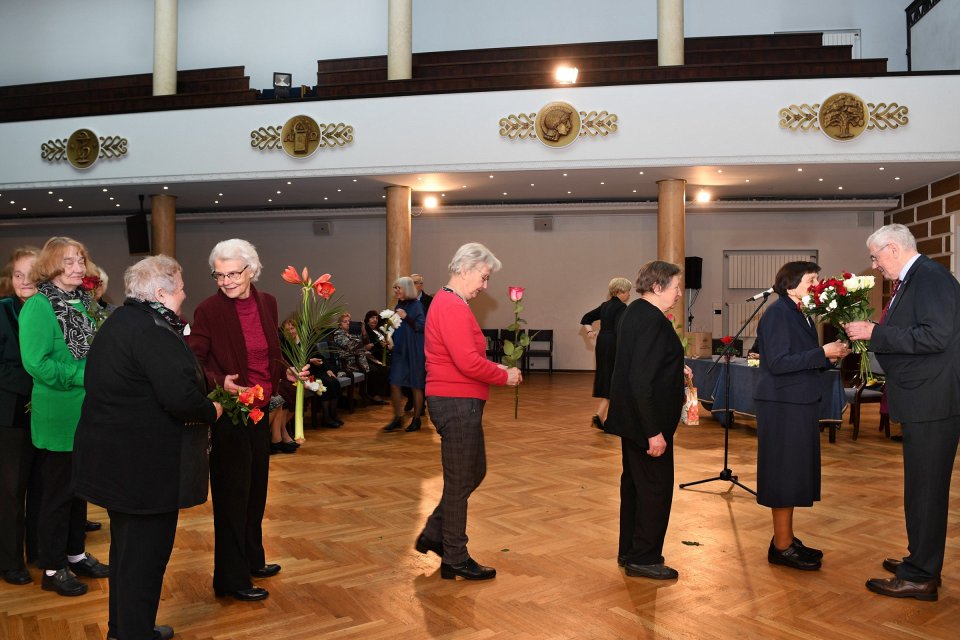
313,221,332,235
533,216,553,231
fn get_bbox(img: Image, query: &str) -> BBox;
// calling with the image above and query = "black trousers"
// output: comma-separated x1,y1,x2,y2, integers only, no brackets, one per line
34,449,87,570
209,413,270,591
0,427,35,571
618,436,674,565
107,509,178,640
421,397,486,565
897,417,960,582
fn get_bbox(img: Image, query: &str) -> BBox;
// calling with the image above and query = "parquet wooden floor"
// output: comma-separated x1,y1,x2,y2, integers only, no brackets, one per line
2,373,958,639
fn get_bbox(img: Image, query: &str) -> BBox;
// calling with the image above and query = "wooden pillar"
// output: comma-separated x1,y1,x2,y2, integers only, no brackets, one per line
387,0,412,80
657,179,686,332
153,0,178,96
657,0,684,66
385,186,411,308
151,194,177,258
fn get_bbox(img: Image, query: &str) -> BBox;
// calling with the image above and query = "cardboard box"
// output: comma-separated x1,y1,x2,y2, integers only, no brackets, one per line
686,332,712,358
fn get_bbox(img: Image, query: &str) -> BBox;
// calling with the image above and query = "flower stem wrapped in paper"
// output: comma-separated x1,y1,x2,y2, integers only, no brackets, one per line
279,266,342,443
209,384,265,426
800,272,876,382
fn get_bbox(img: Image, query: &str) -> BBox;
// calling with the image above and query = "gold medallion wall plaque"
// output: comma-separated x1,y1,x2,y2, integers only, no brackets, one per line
499,103,618,147
281,115,321,157
779,93,908,140
535,102,581,148
41,129,128,169
67,129,100,168
251,116,354,157
818,92,868,141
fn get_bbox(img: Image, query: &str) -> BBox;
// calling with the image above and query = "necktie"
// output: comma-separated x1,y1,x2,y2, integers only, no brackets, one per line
879,279,901,324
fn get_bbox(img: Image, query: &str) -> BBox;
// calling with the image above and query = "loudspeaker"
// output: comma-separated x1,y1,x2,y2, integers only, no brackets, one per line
312,220,332,235
684,256,703,290
126,214,151,255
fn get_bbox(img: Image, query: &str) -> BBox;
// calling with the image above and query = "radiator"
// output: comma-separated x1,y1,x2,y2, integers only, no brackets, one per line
727,253,812,289
726,302,763,338
822,30,861,59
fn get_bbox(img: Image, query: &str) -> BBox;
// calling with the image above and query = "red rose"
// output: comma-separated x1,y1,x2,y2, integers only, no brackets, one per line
721,336,734,345
81,276,101,291
508,286,525,302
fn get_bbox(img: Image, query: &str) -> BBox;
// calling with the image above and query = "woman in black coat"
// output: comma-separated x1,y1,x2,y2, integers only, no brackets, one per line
73,256,221,640
754,261,848,571
605,261,689,581
580,277,631,430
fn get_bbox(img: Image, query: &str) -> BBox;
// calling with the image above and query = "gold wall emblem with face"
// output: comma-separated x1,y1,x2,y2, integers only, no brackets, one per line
67,129,100,169
281,115,321,157
535,102,581,148
818,92,868,141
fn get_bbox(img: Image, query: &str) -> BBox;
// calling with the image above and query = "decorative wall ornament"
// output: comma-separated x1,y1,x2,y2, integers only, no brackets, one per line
40,128,128,169
250,115,354,158
499,102,619,148
779,92,909,141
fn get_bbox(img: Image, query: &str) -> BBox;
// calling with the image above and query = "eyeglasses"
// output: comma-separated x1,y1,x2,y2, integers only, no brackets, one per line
869,243,892,263
211,265,248,282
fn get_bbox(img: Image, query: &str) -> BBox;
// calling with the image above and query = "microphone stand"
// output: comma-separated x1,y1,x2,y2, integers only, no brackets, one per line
679,292,771,496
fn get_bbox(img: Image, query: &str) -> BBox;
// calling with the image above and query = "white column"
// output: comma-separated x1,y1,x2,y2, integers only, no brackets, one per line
153,0,178,96
657,0,684,67
388,0,413,80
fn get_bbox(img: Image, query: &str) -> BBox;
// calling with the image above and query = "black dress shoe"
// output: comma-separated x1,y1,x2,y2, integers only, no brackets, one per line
866,576,937,601
768,541,821,571
592,415,604,430
792,537,823,560
882,558,942,585
440,557,496,580
321,419,343,428
384,416,404,432
84,520,102,532
405,417,422,432
68,553,109,578
251,564,281,578
107,625,174,640
415,534,443,557
2,568,31,585
215,586,269,601
624,562,679,579
41,568,88,596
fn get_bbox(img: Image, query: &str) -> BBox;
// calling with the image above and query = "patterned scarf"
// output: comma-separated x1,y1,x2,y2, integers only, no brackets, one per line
140,298,187,335
37,281,97,360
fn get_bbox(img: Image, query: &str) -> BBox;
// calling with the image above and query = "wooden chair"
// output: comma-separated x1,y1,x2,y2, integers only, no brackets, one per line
481,329,500,362
844,352,888,440
525,329,554,373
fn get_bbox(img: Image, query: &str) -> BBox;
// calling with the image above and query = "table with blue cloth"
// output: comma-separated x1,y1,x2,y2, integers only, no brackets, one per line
684,357,848,443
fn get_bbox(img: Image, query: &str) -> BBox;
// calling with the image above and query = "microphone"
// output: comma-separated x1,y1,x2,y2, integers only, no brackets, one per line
746,287,774,302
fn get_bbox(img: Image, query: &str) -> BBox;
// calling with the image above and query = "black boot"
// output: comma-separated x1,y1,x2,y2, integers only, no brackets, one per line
405,417,422,432
384,416,404,432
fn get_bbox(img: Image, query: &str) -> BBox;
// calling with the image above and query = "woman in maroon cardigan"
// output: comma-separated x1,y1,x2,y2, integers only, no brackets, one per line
188,239,285,602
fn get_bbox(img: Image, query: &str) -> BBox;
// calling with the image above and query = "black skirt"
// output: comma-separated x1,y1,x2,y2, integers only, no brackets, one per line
755,400,821,508
592,332,617,398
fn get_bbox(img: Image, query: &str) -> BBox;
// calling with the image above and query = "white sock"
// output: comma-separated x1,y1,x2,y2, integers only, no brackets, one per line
67,553,86,564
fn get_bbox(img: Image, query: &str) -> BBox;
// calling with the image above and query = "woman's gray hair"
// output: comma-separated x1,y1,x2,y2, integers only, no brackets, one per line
394,276,417,299
447,242,502,275
208,238,262,281
125,255,181,302
867,224,917,252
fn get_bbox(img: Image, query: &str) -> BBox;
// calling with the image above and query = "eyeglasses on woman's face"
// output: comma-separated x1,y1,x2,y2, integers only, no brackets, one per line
210,265,248,282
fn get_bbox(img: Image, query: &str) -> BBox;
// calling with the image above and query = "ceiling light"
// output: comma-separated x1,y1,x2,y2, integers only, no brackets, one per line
337,189,341,192
555,66,578,84
633,189,637,193
22,207,26,211
214,200,219,204
102,188,108,192
9,200,14,204
441,193,446,197
818,178,824,182
502,192,508,196
639,171,644,175
109,197,114,201
797,168,803,172
895,177,901,180
324,197,328,200
352,179,357,182
838,186,844,190
48,191,53,195
115,204,119,207
287,181,292,185
67,205,72,209
218,193,223,196
567,191,572,194
461,185,466,189
562,173,567,177
423,195,439,208
745,179,750,183
58,198,63,202
276,190,281,194
417,177,422,181
717,169,723,174
600,182,605,185
530,183,535,187
268,198,272,202
696,189,711,203
163,186,168,190
489,175,494,179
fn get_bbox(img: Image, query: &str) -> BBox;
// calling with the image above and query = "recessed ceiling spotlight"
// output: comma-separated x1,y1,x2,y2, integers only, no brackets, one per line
48,191,53,195
530,183,535,187
115,204,120,207
67,205,72,209
441,193,446,197
632,189,637,193
382,195,386,198
9,200,14,204
638,171,644,175
324,197,328,200
163,186,168,190
58,198,63,202
286,181,292,185
22,207,27,211
895,176,901,180
218,193,223,197
352,179,358,182
214,200,219,204
797,168,803,172
502,192,508,196
600,182,605,185
276,190,281,194
745,179,750,183
818,178,824,182
567,191,572,194
418,177,423,181
102,188,108,192
488,175,494,179
838,186,844,190
717,169,723,174
109,197,114,201
878,167,885,171
268,198,272,202
562,173,568,177
461,185,467,189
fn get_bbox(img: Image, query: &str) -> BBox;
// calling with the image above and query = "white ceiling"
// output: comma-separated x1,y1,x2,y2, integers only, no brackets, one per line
1,160,956,221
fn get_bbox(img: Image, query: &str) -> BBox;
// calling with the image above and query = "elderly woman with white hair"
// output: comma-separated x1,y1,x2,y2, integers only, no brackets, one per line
187,239,285,602
415,243,521,581
74,255,222,640
383,276,427,432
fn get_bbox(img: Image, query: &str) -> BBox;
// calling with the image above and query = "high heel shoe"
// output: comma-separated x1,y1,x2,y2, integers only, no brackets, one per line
405,417,422,432
384,416,404,432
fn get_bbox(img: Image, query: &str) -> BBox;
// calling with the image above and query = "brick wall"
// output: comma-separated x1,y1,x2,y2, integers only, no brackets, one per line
886,172,960,272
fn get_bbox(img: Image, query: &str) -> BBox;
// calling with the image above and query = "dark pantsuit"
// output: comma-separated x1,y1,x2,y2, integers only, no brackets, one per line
619,437,674,565
209,413,270,591
34,449,87,570
107,509,178,640
0,428,35,570
897,417,960,582
422,397,486,565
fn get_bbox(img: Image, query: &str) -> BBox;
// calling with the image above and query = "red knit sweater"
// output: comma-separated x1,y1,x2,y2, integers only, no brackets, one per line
425,288,507,399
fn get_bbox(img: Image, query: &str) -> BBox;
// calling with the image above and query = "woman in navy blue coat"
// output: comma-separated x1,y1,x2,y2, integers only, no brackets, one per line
384,276,426,433
754,261,849,571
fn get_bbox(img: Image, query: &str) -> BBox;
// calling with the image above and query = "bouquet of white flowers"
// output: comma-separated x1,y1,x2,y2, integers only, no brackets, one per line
375,309,402,363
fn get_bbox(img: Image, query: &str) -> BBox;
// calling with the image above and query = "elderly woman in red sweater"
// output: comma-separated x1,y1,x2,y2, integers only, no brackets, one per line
415,242,522,580
188,239,285,602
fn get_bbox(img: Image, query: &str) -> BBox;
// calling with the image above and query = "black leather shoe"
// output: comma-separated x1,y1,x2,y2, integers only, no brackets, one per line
2,568,31,585
882,558,942,585
384,416,404,432
768,541,821,571
866,576,937,601
617,555,626,567
792,536,823,560
624,562,679,579
251,564,281,578
415,534,443,557
440,557,496,580
405,417,422,432
321,419,342,428
84,520,102,532
270,442,296,455
215,586,269,601
592,415,604,430
107,624,174,640
41,568,88,596
68,553,109,578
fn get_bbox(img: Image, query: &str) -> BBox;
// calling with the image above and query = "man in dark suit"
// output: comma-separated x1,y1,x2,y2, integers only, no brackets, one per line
846,223,960,602
412,273,432,313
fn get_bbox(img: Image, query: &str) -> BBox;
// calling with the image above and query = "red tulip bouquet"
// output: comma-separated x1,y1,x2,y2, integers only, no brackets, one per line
501,286,529,419
279,266,342,442
209,384,265,426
